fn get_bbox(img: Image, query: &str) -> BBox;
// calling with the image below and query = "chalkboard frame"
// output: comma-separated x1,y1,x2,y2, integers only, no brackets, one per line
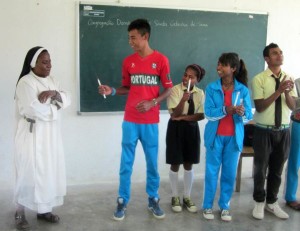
77,2,268,114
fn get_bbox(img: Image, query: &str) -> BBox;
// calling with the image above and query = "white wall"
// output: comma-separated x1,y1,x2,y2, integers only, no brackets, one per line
1,0,300,190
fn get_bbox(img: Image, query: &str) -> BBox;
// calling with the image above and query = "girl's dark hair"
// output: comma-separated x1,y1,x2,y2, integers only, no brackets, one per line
218,52,248,87
186,64,206,82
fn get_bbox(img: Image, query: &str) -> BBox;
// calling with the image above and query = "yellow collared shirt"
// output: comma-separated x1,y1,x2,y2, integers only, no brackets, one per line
167,83,205,115
252,68,297,125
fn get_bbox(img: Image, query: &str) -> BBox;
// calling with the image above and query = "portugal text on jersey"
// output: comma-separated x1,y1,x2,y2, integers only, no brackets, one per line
131,74,159,86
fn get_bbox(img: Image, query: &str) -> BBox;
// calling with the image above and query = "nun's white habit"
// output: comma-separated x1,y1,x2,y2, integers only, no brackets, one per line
14,48,71,213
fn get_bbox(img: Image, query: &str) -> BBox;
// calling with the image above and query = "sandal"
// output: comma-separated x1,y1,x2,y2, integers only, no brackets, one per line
286,201,300,211
15,212,30,230
37,212,60,223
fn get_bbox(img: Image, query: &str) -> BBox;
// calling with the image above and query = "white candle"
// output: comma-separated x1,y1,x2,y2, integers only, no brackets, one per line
234,91,240,106
97,78,106,99
187,79,191,92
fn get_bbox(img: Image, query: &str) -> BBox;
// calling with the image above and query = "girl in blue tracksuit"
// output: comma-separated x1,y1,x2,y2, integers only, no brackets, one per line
202,53,253,221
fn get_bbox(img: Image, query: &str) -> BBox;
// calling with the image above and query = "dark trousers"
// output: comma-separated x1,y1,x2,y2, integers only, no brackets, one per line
252,127,290,203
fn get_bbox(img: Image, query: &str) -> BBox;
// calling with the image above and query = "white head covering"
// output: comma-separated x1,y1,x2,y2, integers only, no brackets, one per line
30,47,46,68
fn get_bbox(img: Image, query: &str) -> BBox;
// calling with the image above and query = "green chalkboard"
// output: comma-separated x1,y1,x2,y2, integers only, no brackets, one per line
78,3,268,113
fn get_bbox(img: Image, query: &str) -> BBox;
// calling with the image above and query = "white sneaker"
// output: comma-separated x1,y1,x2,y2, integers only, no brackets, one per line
266,202,289,219
252,202,265,219
203,209,214,220
220,209,232,222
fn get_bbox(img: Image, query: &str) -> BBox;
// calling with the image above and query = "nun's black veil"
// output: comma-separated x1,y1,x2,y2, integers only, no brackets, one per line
17,46,43,85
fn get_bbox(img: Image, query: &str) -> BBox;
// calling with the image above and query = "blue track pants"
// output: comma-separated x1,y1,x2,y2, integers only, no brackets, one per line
118,121,160,204
203,135,240,210
285,122,300,202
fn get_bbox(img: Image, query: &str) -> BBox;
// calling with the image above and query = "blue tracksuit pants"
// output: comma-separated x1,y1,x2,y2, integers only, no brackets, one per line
118,121,160,204
285,122,300,202
203,135,240,210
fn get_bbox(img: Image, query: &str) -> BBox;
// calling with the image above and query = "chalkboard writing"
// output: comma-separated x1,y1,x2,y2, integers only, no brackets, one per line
78,4,268,112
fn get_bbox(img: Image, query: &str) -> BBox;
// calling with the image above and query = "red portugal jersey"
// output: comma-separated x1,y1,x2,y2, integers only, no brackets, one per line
122,50,173,123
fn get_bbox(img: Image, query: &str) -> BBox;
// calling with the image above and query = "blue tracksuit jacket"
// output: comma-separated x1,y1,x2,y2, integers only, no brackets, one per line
204,78,253,152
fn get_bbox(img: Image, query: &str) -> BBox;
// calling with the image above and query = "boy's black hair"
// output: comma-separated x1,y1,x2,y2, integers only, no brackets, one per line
128,19,151,39
263,43,279,57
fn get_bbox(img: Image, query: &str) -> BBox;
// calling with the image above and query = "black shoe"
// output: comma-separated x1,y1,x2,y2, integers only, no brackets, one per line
37,212,60,223
15,212,30,230
286,201,300,211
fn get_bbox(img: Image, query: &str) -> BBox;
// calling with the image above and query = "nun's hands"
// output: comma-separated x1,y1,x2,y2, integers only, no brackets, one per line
38,90,57,103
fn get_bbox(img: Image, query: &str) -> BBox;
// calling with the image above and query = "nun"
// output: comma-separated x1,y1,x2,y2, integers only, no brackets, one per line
14,46,71,230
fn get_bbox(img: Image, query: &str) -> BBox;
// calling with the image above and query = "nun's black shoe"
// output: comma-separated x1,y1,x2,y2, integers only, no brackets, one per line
37,212,60,223
15,212,30,230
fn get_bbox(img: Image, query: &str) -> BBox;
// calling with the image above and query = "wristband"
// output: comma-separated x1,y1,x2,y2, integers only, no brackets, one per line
111,87,116,96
